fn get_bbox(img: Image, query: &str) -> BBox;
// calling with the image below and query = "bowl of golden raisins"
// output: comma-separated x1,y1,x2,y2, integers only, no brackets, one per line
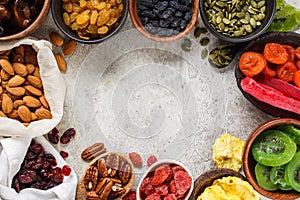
51,0,128,44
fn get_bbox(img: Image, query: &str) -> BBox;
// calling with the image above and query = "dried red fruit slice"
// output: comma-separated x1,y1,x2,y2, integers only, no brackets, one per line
154,184,168,196
174,171,192,197
122,190,137,200
164,194,177,200
151,165,171,186
140,177,152,193
172,166,185,175
145,193,161,200
169,180,177,194
144,184,155,196
60,128,76,144
129,152,143,168
147,155,158,167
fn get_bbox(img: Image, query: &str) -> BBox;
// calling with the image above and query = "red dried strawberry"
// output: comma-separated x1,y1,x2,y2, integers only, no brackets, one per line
174,171,192,197
122,190,136,200
145,193,161,200
147,155,158,167
129,152,143,168
144,184,155,196
151,165,171,186
154,184,168,196
169,180,177,194
164,194,177,200
140,177,152,193
171,166,184,174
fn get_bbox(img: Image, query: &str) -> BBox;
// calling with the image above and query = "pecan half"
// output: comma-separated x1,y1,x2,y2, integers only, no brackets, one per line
95,178,113,199
97,158,108,178
118,163,131,185
106,153,119,177
84,166,98,191
110,188,126,198
81,143,106,161
86,191,100,200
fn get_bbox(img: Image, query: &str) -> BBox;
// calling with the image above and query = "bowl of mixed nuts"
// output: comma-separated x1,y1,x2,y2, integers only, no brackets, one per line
76,152,134,200
200,0,276,43
129,0,199,42
51,0,129,44
0,0,51,41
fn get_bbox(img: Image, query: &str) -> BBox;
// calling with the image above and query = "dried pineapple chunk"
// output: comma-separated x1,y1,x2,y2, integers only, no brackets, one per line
213,133,245,172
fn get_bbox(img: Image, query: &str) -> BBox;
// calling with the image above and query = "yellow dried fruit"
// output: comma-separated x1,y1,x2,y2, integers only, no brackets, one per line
98,26,109,34
63,12,71,26
106,17,118,26
90,10,98,25
97,9,110,26
63,2,73,12
76,10,90,25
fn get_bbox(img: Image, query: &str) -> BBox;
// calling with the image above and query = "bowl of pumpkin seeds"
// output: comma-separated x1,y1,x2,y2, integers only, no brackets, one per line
200,0,276,43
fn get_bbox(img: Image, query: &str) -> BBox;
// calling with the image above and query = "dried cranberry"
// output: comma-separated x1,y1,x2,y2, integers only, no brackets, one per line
45,181,57,190
44,153,57,166
51,167,64,184
29,143,43,154
40,169,51,180
42,160,52,169
12,176,21,193
25,151,37,160
18,169,37,184
62,165,72,176
60,128,76,144
147,155,158,167
30,182,42,189
31,162,44,170
48,127,59,144
23,160,35,169
60,151,69,159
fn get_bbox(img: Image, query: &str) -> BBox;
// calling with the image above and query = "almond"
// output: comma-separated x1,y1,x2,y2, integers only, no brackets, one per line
24,85,42,96
31,112,37,121
8,75,25,87
63,39,77,56
35,107,52,120
13,99,24,109
23,96,41,108
26,64,35,74
0,59,14,75
54,53,67,72
7,109,18,119
33,67,41,79
27,75,42,89
0,68,10,80
6,86,26,96
1,80,8,88
13,62,28,77
22,122,29,127
50,32,64,47
0,111,7,117
39,95,49,108
18,105,31,122
2,93,13,114
0,86,2,95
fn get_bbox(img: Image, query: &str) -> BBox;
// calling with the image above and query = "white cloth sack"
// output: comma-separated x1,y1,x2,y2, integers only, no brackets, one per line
0,38,66,137
0,136,77,200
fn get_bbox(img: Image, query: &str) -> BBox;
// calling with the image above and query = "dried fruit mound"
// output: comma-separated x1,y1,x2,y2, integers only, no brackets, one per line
139,164,192,200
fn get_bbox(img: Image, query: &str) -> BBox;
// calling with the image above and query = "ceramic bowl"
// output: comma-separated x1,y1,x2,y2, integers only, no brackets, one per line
243,118,300,200
76,152,134,200
137,159,194,200
199,0,276,43
129,0,199,42
189,168,246,199
235,32,300,120
51,0,129,44
0,0,50,41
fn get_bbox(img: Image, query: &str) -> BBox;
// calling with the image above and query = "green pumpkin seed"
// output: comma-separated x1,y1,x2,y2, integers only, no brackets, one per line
250,18,256,27
209,53,217,60
240,19,249,24
257,1,265,8
250,0,257,8
244,24,253,32
223,18,231,24
200,37,210,46
216,1,227,7
201,49,208,59
216,16,222,24
234,30,243,36
260,6,266,12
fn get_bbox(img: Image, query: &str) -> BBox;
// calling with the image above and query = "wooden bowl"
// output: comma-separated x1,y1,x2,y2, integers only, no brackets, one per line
129,0,199,42
189,168,246,200
0,0,50,41
243,118,300,200
235,32,300,120
76,152,135,200
137,159,194,200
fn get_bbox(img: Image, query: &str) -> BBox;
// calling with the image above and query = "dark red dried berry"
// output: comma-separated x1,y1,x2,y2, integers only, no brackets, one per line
12,176,21,193
60,128,76,144
62,165,72,176
40,169,51,180
51,167,64,184
60,151,69,159
48,127,59,144
29,144,43,154
18,170,37,184
25,151,37,160
147,155,158,167
44,153,57,166
129,152,143,168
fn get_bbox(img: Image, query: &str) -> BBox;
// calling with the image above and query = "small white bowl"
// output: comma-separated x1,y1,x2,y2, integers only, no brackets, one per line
137,159,194,200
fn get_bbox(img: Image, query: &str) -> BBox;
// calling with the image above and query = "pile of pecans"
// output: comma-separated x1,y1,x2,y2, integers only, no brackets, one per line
84,152,133,200
0,45,51,126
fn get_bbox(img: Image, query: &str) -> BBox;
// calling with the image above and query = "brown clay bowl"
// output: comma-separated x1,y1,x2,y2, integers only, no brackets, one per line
129,0,199,42
235,32,300,120
76,152,135,200
243,118,300,200
189,168,246,200
0,0,51,41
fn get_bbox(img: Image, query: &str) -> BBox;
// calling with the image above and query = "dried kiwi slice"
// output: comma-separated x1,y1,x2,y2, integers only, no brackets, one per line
251,130,297,166
285,152,300,192
277,125,300,145
255,163,279,191
270,165,292,191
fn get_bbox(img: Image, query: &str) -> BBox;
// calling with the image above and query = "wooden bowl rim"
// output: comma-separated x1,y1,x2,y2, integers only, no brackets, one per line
243,118,300,200
189,168,246,200
129,0,199,42
76,152,135,200
0,0,51,41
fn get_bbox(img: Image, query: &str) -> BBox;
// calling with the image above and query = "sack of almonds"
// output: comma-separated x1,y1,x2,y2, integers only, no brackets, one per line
0,136,77,200
0,37,66,137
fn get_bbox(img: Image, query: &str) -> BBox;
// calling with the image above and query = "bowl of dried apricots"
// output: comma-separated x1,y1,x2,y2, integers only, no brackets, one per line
235,32,300,120
51,0,128,44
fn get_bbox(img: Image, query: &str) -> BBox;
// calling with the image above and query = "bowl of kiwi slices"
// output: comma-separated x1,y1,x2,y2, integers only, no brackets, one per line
243,118,300,200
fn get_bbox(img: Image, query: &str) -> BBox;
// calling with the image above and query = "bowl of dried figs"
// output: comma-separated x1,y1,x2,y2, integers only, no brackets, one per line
0,0,51,41
76,152,135,200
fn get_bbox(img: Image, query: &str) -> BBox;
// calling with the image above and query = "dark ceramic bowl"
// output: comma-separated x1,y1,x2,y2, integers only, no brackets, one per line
0,0,50,41
243,118,300,200
189,168,247,200
199,0,276,43
51,0,129,44
129,0,199,42
235,32,300,120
